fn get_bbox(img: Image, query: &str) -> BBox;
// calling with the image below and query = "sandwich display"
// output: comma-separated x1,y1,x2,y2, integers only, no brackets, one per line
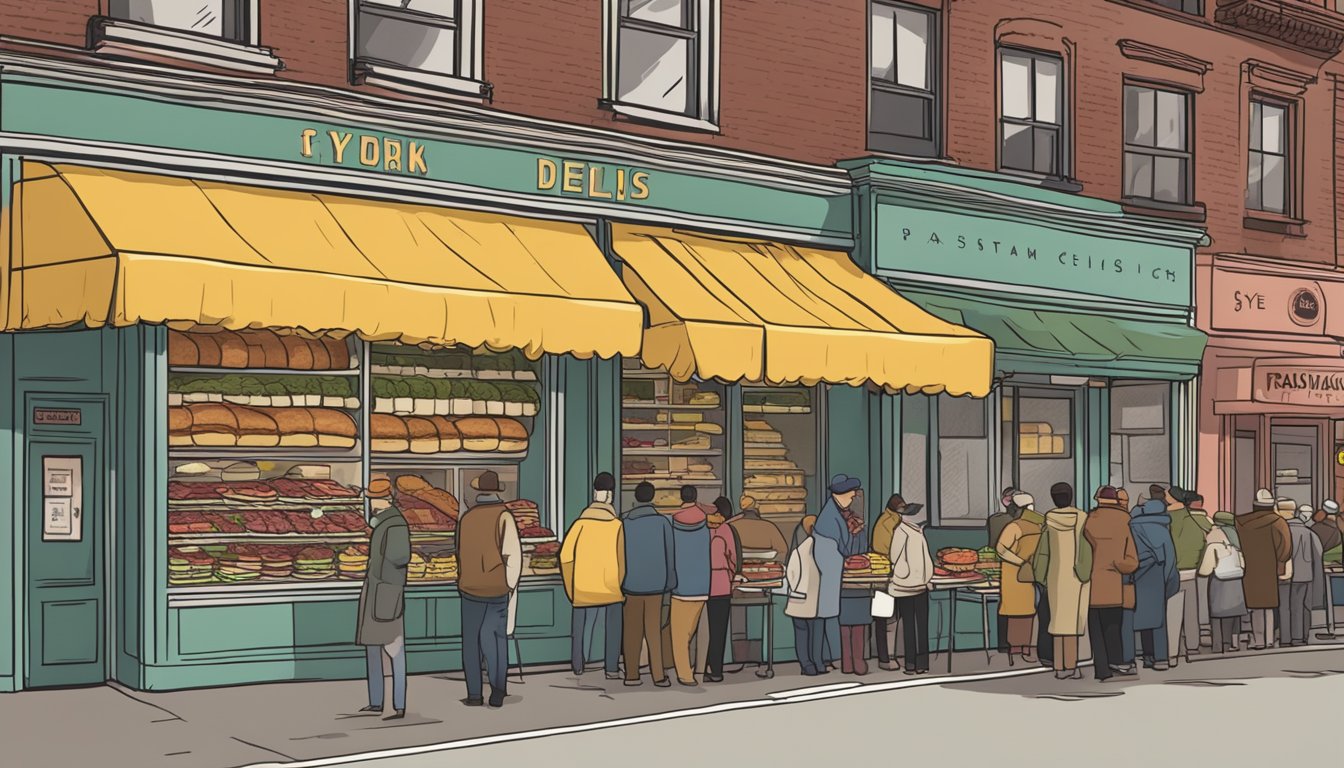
529,540,560,571
169,329,352,371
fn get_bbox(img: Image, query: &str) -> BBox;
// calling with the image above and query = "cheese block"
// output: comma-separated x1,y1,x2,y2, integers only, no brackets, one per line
744,420,773,431
694,422,723,435
744,459,798,470
670,412,704,424
673,435,711,450
744,430,783,444
743,445,789,458
689,392,720,406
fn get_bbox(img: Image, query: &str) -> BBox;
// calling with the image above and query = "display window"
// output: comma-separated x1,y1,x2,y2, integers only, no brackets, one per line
1272,423,1320,507
902,395,929,506
742,385,815,533
1006,387,1076,511
1109,382,1171,505
620,362,727,511
937,394,992,523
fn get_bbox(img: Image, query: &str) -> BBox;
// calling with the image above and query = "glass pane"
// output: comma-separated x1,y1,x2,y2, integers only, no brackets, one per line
1124,152,1154,199
902,396,929,508
407,0,457,17
871,89,931,141
1153,155,1185,203
1002,123,1033,171
939,396,990,523
617,27,691,114
895,8,929,90
1034,57,1060,125
1017,392,1075,511
358,11,457,74
623,0,688,27
1247,151,1263,209
1262,103,1285,154
1033,127,1058,175
870,5,895,81
111,0,225,37
1001,53,1031,120
1249,101,1262,151
1262,154,1286,213
1124,85,1155,147
1156,90,1186,150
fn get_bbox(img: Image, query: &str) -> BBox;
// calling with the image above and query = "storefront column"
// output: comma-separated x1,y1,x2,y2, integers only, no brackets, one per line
1172,380,1199,490
553,356,604,528
826,384,879,521
0,330,14,692
1083,384,1108,501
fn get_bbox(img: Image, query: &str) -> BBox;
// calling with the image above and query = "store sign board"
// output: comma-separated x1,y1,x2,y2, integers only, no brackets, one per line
874,202,1192,307
33,408,81,426
1210,268,1325,335
1253,358,1344,407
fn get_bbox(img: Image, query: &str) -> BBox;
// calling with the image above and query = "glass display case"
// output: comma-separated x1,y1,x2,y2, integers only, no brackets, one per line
741,385,814,533
620,362,727,511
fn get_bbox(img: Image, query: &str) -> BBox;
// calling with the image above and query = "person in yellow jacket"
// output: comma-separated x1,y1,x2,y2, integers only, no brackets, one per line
872,494,907,670
560,472,627,679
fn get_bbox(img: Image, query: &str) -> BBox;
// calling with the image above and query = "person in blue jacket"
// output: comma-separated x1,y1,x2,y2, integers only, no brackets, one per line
1131,486,1180,671
620,481,676,687
669,486,712,685
812,474,865,673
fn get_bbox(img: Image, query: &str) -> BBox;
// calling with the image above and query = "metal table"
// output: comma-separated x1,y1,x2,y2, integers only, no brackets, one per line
935,579,994,674
732,583,779,678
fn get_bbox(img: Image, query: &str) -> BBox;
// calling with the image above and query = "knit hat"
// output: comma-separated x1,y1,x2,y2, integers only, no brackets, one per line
1253,489,1275,509
1095,486,1120,502
1012,492,1034,511
593,472,616,492
1326,500,1341,516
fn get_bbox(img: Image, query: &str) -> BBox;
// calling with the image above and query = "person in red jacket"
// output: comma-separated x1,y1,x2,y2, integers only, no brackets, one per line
705,497,741,683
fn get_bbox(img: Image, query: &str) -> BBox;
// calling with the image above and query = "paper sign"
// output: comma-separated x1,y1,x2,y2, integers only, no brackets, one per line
44,498,72,535
45,468,73,497
41,456,82,542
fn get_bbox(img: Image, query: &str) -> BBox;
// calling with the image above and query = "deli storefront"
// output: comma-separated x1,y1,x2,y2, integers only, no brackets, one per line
1198,254,1344,515
0,56,991,692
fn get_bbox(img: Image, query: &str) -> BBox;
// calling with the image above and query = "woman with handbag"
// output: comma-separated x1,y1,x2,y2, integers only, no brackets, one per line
1198,515,1246,653
995,493,1046,662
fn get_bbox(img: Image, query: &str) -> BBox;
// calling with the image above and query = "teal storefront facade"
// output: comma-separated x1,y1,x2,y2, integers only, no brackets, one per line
0,54,905,692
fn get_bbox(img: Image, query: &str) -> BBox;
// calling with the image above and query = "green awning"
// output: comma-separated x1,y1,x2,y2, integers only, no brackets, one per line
903,291,1206,379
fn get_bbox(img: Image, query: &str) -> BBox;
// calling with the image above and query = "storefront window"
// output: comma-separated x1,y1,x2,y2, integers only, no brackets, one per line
1013,388,1074,511
1109,382,1171,505
620,362,727,512
937,394,991,523
901,395,928,507
1272,424,1319,507
742,385,816,533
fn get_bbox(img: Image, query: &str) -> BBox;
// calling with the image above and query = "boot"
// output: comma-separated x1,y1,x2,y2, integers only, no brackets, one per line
850,627,869,676
840,627,855,674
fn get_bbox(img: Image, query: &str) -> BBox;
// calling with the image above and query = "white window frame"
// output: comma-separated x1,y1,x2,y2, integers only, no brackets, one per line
91,1,281,75
602,0,721,132
352,0,489,101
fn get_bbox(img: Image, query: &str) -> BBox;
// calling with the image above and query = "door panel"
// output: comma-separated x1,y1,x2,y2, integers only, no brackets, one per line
26,406,105,688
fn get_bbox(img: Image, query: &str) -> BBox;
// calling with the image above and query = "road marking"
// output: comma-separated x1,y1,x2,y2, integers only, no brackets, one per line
243,665,1054,768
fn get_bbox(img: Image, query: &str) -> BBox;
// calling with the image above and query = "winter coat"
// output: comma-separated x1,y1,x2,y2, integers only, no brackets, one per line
1036,507,1091,636
1197,528,1247,619
728,511,789,563
811,496,860,620
621,504,676,596
1235,507,1293,610
987,504,1021,560
995,508,1045,617
886,521,934,598
710,519,740,598
1288,518,1326,611
1312,520,1342,554
1130,500,1179,631
1169,505,1213,572
873,510,903,558
671,505,711,600
1084,502,1138,609
560,501,626,607
356,505,411,646
785,537,821,619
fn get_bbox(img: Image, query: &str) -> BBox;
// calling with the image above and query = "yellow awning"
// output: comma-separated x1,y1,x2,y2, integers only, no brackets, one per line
613,225,993,396
2,163,645,360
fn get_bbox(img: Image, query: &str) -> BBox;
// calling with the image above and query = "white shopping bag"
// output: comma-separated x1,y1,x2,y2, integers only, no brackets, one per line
871,591,895,619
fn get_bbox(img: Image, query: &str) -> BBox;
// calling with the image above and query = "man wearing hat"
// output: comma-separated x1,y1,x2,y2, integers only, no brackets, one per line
1236,489,1293,649
812,474,865,673
457,470,522,708
988,488,1023,654
356,475,410,719
1084,486,1138,681
1311,500,1342,559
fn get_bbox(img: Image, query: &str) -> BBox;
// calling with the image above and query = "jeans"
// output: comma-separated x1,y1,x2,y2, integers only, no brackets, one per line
1088,607,1124,680
1141,603,1170,666
896,592,930,672
365,643,406,711
823,617,841,664
1035,585,1054,663
462,596,509,700
792,617,826,674
622,594,667,683
1279,582,1311,646
874,617,892,664
572,604,623,675
1177,574,1200,653
706,597,732,677
1120,609,1136,665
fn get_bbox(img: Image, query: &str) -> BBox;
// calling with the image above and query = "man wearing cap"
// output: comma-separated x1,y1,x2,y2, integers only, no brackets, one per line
1084,486,1138,681
872,494,908,670
812,474,865,673
457,470,522,708
1281,505,1324,648
356,476,410,719
561,472,626,679
1166,487,1211,661
987,488,1022,654
1236,489,1293,649
995,493,1046,662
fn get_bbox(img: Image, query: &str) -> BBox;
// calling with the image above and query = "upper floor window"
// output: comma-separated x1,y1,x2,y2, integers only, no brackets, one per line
1247,98,1291,215
355,0,486,95
1123,84,1193,205
605,0,720,130
869,2,939,157
1143,0,1202,14
109,0,251,43
1000,49,1065,178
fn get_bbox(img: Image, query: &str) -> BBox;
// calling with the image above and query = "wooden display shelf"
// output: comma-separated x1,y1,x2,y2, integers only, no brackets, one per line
170,366,361,377
620,402,722,411
621,448,722,457
169,447,363,462
168,533,367,545
370,451,527,467
623,479,724,489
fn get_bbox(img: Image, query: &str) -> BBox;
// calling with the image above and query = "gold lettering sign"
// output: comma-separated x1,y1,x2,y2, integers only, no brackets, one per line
537,158,650,202
300,128,428,175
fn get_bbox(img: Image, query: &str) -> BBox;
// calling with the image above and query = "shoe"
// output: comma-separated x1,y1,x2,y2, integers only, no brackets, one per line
1054,670,1070,680
878,661,898,672
678,677,697,686
1112,667,1138,678
605,672,622,681
624,679,643,687
1152,661,1170,672
704,674,724,683
488,691,506,708
915,668,929,675
359,705,383,713
464,698,484,707
903,668,918,675
385,710,405,721
1069,670,1084,680
654,679,672,688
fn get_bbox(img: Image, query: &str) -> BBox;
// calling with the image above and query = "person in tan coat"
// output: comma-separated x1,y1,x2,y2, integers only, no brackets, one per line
996,493,1045,661
1236,489,1294,649
1034,482,1091,679
1083,486,1138,681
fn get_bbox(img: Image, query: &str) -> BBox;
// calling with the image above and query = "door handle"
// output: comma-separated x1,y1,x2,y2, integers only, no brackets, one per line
73,507,81,519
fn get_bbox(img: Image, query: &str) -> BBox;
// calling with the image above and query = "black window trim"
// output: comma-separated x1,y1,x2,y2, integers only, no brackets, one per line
867,0,941,158
1121,81,1195,206
1247,94,1294,217
997,47,1067,180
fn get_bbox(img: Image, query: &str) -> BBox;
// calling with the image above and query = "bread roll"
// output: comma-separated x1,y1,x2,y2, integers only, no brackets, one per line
186,403,237,446
323,337,350,370
231,406,280,447
409,487,460,519
371,414,409,453
496,418,528,453
279,335,315,370
168,331,198,367
395,475,432,494
240,330,287,369
192,333,223,367
427,416,462,452
169,406,193,446
455,417,500,452
309,408,357,448
270,408,318,448
694,422,723,435
216,332,250,369
405,417,439,454
306,336,332,371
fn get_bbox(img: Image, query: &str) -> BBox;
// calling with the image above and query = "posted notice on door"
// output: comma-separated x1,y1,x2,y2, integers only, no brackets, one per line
42,456,82,542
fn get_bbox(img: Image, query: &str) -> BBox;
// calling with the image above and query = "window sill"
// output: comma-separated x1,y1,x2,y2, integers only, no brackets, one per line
1122,198,1208,222
1244,212,1307,237
997,168,1085,193
89,17,282,75
355,62,493,103
600,101,720,134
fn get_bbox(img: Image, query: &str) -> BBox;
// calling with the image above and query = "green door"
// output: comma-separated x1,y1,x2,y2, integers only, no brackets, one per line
26,402,105,688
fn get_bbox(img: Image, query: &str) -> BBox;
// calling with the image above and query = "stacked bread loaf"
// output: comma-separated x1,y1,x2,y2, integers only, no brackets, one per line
743,419,807,518
169,329,354,370
369,415,529,454
169,404,357,448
